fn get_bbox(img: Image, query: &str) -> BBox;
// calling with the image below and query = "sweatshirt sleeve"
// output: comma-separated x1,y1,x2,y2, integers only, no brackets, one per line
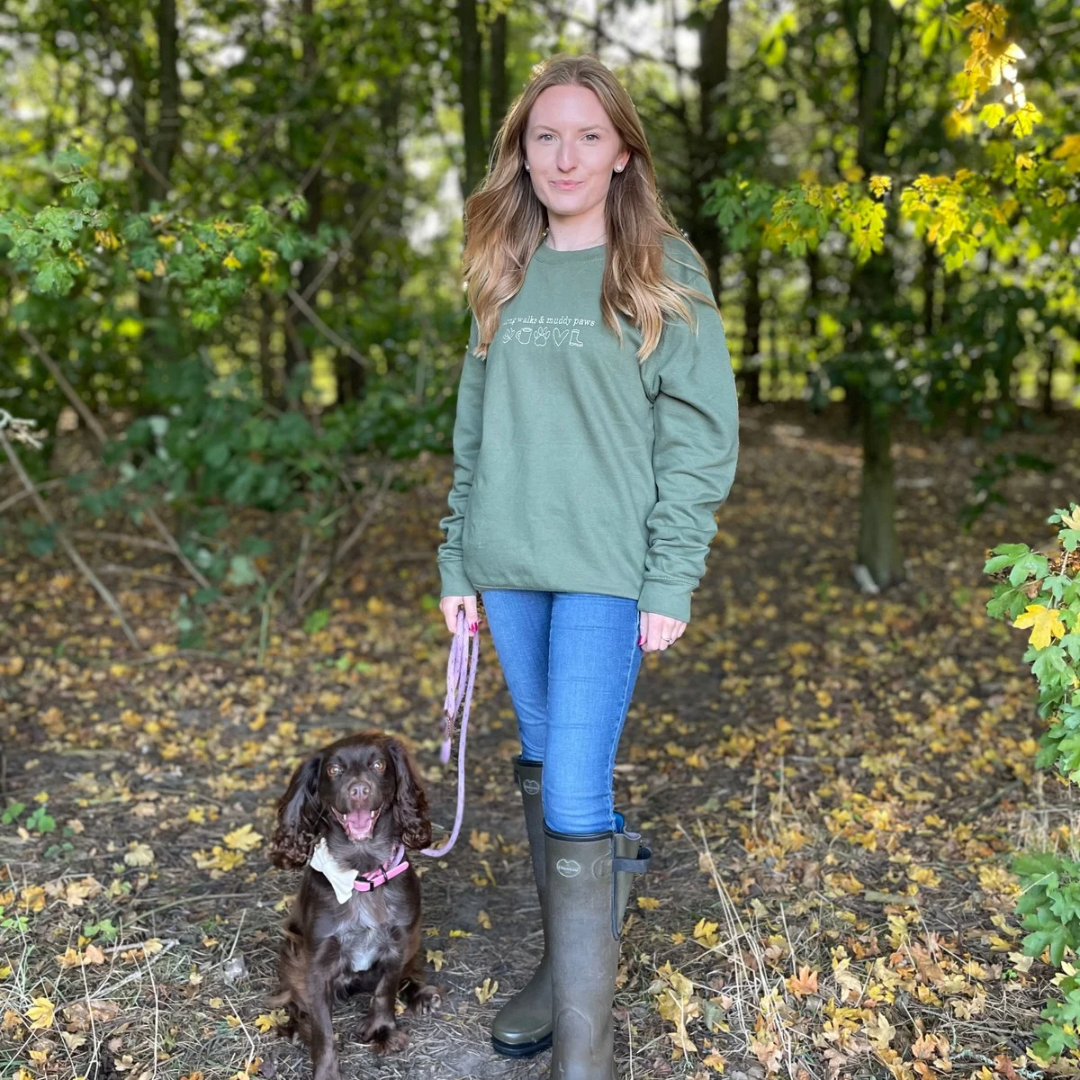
437,316,486,597
638,263,739,624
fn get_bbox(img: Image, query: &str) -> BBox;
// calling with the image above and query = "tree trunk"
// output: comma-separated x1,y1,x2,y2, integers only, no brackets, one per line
456,0,485,200
1043,336,1059,416
844,0,900,589
858,401,904,587
921,239,937,337
284,0,324,393
259,290,280,409
742,247,762,406
153,0,180,203
687,0,729,293
489,10,508,140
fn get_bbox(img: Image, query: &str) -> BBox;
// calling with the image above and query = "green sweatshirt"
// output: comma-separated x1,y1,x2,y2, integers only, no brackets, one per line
436,234,739,624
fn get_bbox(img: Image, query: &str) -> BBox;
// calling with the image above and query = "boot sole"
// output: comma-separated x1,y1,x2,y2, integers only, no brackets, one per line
491,1032,552,1058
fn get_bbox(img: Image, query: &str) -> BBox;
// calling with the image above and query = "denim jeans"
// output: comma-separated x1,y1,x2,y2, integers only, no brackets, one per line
479,589,644,835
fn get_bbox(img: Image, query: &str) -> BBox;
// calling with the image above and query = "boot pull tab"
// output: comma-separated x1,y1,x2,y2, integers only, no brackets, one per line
611,843,652,939
612,844,651,875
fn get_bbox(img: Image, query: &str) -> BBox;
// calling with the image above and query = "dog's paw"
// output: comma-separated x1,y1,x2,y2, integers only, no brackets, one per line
405,984,443,1016
367,1023,409,1055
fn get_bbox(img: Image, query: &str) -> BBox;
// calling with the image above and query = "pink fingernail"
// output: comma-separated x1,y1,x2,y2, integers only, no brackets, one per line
637,635,643,646
470,622,477,633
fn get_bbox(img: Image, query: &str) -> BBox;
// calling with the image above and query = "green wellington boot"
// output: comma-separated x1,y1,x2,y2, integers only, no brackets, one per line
545,826,651,1080
491,759,650,1060
491,757,553,1057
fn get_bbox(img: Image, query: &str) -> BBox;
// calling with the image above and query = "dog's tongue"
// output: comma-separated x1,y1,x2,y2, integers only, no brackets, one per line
342,809,376,841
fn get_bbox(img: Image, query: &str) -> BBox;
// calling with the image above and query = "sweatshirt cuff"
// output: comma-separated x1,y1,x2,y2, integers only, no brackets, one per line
438,559,476,599
637,580,691,624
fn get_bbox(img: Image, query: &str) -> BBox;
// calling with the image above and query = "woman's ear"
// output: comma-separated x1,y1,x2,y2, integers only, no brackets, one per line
268,752,324,869
387,738,432,851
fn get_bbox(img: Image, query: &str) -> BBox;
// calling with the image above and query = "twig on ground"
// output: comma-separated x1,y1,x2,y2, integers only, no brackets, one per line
960,778,1024,823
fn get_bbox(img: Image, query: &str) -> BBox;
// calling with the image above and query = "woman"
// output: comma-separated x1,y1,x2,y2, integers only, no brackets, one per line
436,53,739,1079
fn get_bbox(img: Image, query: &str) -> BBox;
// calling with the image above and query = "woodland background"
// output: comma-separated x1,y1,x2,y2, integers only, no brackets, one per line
2,2,1080,1080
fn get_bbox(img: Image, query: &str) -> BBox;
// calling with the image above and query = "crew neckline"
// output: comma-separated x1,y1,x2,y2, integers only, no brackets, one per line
530,235,607,265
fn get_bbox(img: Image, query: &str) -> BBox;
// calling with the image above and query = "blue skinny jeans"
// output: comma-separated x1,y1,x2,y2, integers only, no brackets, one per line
479,589,644,835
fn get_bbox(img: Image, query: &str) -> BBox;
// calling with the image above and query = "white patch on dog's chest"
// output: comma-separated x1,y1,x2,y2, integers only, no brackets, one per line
339,895,390,973
347,931,380,971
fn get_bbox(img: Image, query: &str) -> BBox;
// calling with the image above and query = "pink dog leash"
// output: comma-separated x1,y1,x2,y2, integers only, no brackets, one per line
419,606,478,858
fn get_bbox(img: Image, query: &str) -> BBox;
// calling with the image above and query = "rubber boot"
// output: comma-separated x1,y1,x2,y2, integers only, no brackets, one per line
491,757,552,1057
490,767,649,1059
545,827,651,1079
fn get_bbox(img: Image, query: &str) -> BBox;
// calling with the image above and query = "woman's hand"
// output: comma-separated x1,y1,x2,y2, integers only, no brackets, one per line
441,595,480,637
638,611,686,652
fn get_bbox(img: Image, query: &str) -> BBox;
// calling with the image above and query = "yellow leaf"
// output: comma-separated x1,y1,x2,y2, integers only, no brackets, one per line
223,824,263,852
869,175,892,196
469,830,493,853
787,964,819,996
703,1050,726,1072
222,251,241,270
56,947,82,969
1012,604,1065,649
19,886,46,912
124,841,155,867
426,949,444,972
693,918,720,947
26,996,55,1030
477,910,492,929
116,318,144,339
638,896,661,910
64,877,103,907
474,977,498,1004
254,1010,288,1034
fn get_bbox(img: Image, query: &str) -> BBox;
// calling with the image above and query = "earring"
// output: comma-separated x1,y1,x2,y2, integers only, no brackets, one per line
524,163,530,171
615,165,623,172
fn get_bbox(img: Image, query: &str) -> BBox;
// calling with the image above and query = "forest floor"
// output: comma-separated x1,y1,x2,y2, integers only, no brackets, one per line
4,401,1080,1080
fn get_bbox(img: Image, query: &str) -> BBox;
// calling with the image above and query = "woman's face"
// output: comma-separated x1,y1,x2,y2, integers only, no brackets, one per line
523,84,630,228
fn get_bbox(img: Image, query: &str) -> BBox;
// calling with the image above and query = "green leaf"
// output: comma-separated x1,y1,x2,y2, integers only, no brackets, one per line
1010,552,1050,586
225,554,259,587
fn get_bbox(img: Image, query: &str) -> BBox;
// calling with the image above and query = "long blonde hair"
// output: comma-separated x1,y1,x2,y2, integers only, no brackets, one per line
462,52,719,365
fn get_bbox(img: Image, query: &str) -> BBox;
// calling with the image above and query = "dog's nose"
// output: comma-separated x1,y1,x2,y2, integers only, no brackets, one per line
349,781,371,800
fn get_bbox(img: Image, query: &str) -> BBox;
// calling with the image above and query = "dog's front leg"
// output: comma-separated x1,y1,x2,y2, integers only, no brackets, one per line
308,939,344,1080
358,957,408,1054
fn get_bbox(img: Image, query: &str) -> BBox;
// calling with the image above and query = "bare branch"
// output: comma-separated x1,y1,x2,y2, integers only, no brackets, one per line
0,425,141,649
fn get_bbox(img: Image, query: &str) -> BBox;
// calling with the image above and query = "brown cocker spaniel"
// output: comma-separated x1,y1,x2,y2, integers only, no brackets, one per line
267,732,442,1079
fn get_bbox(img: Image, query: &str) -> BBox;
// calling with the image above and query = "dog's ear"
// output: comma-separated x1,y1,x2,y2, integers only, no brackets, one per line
387,738,432,851
268,752,324,869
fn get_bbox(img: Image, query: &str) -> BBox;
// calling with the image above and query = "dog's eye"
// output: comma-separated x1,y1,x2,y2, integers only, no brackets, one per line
326,762,342,777
372,759,386,772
